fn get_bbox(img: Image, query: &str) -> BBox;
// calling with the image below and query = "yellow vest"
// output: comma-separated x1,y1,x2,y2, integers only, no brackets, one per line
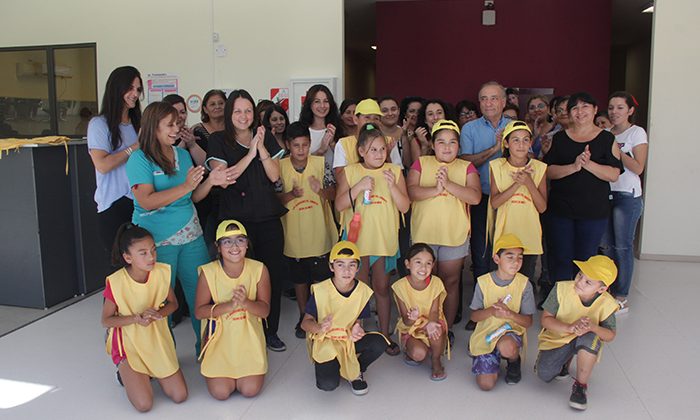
280,156,338,258
343,163,402,256
489,158,547,254
411,156,471,246
339,135,360,166
104,263,179,378
198,259,268,379
538,281,618,351
392,276,447,351
307,278,373,381
469,272,529,357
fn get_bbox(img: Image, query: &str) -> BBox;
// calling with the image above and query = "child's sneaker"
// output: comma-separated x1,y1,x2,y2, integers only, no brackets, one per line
505,357,521,384
350,372,368,395
616,298,629,314
569,381,588,410
555,362,571,380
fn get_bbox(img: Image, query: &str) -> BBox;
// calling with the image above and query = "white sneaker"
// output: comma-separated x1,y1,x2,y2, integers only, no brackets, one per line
616,298,629,314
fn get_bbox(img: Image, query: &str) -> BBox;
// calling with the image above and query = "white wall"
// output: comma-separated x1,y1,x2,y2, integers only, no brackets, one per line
0,0,343,124
640,0,700,259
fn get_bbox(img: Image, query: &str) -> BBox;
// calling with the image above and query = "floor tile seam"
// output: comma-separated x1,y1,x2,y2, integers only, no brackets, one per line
605,344,655,420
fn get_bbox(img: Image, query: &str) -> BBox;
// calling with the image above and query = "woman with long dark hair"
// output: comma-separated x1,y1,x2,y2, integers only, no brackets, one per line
88,66,142,251
206,89,289,352
298,84,342,185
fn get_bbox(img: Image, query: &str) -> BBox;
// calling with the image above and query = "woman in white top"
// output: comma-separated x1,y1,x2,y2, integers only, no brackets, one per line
601,91,648,313
298,84,341,186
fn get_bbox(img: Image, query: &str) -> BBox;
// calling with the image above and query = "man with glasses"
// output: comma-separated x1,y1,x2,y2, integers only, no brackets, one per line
459,81,510,330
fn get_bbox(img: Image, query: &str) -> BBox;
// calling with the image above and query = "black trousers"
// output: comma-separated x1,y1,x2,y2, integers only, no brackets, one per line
314,334,387,391
97,196,133,253
244,218,285,335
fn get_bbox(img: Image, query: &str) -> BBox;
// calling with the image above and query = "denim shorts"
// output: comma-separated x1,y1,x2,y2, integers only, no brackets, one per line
471,332,522,375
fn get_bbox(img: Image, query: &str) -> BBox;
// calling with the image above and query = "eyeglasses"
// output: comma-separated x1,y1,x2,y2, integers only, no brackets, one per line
219,237,248,248
529,103,547,111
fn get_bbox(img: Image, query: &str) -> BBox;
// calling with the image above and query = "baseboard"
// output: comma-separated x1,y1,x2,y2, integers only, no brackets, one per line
639,253,700,263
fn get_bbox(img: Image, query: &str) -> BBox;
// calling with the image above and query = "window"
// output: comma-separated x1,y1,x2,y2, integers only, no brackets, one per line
0,43,97,138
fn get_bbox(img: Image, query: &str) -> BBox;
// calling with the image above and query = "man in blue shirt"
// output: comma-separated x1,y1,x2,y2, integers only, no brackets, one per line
459,81,509,329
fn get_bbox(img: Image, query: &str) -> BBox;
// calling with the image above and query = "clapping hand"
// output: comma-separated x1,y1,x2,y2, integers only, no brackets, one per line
308,175,322,194
184,166,206,191
319,314,333,334
407,307,420,322
230,285,248,309
350,322,365,342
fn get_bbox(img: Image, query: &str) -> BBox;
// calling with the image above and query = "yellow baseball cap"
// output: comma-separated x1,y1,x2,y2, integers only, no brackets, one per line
355,99,383,116
493,233,525,255
502,120,532,140
215,219,248,241
329,240,361,262
431,119,460,137
574,255,618,286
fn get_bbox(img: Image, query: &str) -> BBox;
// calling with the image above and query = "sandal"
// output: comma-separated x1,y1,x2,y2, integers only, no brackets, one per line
616,298,629,314
430,367,447,381
385,341,401,356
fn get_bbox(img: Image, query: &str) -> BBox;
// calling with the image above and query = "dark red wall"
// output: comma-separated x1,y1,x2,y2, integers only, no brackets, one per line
376,0,611,106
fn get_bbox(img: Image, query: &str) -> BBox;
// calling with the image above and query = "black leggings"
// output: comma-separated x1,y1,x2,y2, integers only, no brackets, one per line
314,334,387,391
97,196,133,252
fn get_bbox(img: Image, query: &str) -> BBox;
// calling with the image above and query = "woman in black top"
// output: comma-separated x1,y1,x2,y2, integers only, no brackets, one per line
544,92,622,284
207,89,288,352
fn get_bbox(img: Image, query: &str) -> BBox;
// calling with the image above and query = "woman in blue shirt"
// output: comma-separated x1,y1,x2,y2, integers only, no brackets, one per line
126,101,234,356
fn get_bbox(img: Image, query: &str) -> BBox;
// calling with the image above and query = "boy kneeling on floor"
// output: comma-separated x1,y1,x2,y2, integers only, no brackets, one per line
468,234,535,390
536,255,619,411
302,241,388,395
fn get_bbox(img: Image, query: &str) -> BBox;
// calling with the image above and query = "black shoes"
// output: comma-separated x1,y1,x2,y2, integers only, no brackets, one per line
350,372,368,395
505,357,522,384
266,334,287,352
569,381,588,410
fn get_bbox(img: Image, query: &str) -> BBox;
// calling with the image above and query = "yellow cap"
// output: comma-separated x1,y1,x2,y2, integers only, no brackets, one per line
574,255,618,286
431,119,460,137
493,233,525,255
215,219,247,241
355,99,383,116
329,241,361,262
501,120,532,152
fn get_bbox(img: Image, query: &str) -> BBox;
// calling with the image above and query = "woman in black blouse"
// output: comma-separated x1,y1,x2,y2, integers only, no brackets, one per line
207,89,288,352
544,92,622,285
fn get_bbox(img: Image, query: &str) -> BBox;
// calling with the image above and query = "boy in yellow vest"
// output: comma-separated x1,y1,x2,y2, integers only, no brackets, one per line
301,241,388,395
278,122,339,339
468,234,536,390
536,255,619,411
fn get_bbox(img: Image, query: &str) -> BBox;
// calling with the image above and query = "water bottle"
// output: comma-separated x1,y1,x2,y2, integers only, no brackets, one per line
485,322,512,344
347,213,362,243
363,190,371,205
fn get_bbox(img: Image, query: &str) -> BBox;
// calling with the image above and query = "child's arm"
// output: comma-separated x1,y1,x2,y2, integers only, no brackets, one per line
489,171,519,209
101,297,150,328
470,306,495,323
540,310,576,334
194,271,237,319
301,313,332,334
334,171,373,212
406,167,441,202
395,297,416,326
491,301,533,329
277,184,302,205
527,171,548,213
575,316,616,342
141,286,179,321
233,265,271,318
443,170,482,205
384,169,410,213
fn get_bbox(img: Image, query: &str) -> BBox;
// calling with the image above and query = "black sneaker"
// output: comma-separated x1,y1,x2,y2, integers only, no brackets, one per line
294,319,305,339
465,320,477,331
555,362,570,380
266,334,287,352
116,370,124,387
350,372,368,395
569,381,588,410
447,330,455,347
505,357,522,384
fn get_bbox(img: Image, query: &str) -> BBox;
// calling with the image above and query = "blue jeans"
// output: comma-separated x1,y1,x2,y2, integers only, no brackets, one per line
600,192,643,298
546,213,608,282
158,236,210,356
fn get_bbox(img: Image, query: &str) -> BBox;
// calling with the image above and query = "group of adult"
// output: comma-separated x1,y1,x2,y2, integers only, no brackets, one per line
88,66,647,354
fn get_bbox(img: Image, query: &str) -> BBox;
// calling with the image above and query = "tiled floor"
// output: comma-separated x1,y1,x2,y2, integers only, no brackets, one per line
0,259,698,419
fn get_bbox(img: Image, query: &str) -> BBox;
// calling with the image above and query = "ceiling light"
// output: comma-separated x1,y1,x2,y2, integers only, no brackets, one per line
371,45,377,50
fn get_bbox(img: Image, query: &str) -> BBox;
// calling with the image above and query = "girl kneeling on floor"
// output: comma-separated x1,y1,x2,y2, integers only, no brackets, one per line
101,223,187,412
195,220,270,400
392,243,449,381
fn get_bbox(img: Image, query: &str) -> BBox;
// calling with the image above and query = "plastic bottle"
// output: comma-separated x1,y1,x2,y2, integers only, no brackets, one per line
347,213,362,243
363,189,372,205
485,322,512,344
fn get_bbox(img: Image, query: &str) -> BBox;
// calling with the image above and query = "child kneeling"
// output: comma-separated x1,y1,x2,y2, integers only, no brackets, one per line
536,255,618,411
302,241,388,395
468,234,536,390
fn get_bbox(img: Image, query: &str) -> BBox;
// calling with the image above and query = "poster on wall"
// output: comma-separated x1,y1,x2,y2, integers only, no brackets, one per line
289,77,338,122
146,73,179,104
270,88,289,111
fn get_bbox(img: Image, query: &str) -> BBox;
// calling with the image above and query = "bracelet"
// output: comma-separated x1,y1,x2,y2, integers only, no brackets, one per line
124,146,133,156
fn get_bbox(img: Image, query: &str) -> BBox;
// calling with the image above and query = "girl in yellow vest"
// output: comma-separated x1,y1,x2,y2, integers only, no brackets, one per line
101,223,187,412
407,119,481,344
335,124,410,355
278,122,338,339
468,234,536,391
489,120,548,287
392,243,448,381
194,220,270,400
301,241,388,394
536,255,618,411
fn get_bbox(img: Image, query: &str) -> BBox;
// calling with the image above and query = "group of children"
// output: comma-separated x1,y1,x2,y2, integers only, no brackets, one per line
101,103,619,412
